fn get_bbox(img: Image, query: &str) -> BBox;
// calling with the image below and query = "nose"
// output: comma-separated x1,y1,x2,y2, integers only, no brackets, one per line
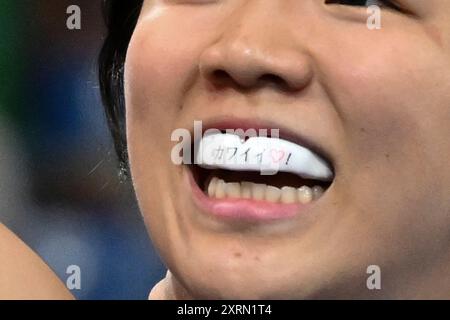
199,1,314,92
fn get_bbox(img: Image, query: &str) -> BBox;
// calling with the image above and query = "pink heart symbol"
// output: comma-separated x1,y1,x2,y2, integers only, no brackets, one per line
270,149,285,163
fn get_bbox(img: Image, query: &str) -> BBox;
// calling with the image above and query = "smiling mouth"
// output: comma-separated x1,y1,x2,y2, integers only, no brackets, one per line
187,126,334,220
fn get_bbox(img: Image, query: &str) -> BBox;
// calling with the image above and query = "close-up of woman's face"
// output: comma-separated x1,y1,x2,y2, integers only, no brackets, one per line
124,0,450,299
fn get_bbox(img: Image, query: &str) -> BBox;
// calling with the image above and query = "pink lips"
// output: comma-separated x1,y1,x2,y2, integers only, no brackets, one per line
187,168,306,222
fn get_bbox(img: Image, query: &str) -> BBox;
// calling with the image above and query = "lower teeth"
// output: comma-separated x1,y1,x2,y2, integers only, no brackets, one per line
206,177,324,204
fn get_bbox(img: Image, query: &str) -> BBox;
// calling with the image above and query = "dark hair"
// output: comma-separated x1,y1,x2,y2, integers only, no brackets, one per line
98,0,143,178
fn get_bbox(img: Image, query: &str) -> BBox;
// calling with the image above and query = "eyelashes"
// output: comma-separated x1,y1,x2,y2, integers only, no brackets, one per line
165,0,407,14
324,0,404,11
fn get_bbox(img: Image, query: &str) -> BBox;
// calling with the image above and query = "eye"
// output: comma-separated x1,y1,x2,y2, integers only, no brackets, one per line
325,0,403,12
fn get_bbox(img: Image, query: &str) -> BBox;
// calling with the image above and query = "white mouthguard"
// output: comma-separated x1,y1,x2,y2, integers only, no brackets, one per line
195,133,333,181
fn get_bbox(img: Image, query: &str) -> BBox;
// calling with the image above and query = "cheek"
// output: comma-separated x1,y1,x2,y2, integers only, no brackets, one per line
321,29,450,166
124,27,190,125
124,6,222,121
124,18,201,171
315,28,450,225
124,5,227,124
123,7,227,174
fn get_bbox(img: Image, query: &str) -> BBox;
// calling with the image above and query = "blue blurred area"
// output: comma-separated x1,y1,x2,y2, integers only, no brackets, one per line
0,1,166,299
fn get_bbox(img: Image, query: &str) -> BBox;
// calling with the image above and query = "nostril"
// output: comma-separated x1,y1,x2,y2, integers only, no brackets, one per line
212,69,230,81
207,69,235,88
259,73,288,88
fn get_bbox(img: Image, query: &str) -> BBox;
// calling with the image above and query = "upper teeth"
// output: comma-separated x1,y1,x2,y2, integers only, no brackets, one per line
195,133,333,181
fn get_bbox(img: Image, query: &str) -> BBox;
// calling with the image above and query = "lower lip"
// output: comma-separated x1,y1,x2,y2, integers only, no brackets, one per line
186,168,309,222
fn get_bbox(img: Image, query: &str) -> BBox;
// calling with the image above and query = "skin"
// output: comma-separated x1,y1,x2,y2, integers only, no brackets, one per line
125,0,450,299
0,224,74,299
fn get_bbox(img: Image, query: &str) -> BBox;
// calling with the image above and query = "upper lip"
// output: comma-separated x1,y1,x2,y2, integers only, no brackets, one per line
187,115,335,175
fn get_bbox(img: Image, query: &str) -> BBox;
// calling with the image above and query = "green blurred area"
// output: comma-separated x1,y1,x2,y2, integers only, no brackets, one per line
0,1,26,123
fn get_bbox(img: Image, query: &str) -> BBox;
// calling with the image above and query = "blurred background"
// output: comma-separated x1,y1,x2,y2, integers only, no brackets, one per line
0,0,166,299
